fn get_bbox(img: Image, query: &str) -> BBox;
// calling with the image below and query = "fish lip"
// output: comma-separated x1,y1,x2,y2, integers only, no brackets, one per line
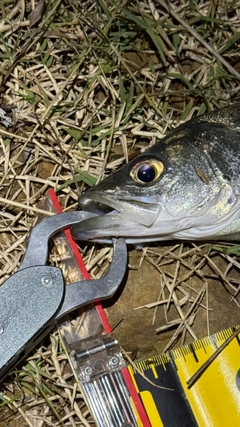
79,191,160,213
79,193,115,215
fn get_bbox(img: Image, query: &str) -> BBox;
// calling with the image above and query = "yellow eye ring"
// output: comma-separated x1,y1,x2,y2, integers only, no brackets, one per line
130,159,164,184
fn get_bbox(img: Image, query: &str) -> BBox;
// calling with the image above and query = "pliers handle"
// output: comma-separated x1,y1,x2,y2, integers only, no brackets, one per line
0,212,127,382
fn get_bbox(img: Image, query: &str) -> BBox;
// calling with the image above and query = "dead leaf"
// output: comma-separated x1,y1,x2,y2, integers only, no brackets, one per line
29,0,45,27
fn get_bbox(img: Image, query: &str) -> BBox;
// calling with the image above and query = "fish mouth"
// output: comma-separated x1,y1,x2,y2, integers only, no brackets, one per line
79,192,161,226
71,191,162,242
79,194,114,215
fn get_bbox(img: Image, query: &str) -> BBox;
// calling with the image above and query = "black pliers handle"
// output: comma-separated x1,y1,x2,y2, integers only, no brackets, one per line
0,212,127,382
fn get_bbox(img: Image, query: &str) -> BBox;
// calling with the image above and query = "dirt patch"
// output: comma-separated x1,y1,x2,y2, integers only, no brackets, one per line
105,246,240,359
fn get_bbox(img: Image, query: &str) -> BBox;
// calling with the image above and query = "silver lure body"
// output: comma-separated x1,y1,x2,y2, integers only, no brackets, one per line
71,104,240,244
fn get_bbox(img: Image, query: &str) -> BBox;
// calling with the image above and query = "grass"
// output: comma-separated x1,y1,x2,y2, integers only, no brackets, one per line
0,0,240,425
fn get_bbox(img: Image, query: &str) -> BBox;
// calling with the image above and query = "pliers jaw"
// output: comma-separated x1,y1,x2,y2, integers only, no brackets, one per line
0,212,127,382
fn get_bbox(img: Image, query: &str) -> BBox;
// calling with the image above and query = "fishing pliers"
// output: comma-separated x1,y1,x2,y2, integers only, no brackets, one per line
0,211,127,382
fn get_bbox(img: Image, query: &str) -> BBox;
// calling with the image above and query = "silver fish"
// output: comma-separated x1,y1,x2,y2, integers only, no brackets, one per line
71,104,240,244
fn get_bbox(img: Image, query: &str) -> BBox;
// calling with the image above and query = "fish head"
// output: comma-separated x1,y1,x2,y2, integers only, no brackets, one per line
71,105,240,244
78,152,167,227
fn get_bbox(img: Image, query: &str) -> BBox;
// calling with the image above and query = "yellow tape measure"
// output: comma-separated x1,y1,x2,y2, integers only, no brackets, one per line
128,326,240,426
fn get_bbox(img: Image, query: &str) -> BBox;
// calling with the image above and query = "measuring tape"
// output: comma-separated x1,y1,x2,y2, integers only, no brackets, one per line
128,326,240,426
47,190,240,427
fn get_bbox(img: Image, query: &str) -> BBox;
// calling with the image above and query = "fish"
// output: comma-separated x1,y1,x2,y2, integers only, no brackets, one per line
71,103,240,244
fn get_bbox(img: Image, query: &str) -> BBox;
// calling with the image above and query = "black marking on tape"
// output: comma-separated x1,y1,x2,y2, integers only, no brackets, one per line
189,343,199,363
133,360,198,427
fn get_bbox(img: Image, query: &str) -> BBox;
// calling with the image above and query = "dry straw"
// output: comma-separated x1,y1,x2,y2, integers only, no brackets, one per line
1,0,240,425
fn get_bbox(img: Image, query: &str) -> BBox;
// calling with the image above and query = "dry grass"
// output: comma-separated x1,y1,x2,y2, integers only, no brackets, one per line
1,0,240,425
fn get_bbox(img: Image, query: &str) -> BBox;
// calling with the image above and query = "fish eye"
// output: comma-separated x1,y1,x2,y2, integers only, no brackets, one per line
130,159,164,184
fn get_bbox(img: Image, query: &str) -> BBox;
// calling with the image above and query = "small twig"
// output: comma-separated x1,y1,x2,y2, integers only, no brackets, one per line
121,347,173,391
0,197,55,215
187,325,240,389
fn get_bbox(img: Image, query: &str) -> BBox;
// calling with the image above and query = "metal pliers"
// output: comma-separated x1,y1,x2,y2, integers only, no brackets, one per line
0,211,127,382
